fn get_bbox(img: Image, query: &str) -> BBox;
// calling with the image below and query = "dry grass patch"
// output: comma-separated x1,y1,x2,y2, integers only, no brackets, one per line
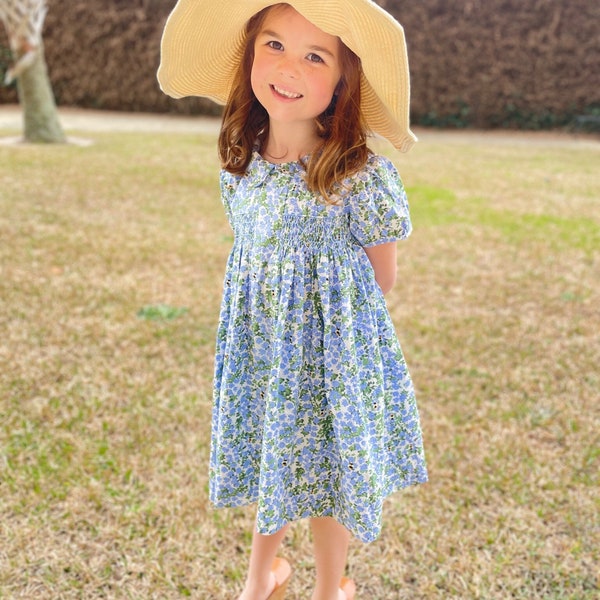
1,127,598,599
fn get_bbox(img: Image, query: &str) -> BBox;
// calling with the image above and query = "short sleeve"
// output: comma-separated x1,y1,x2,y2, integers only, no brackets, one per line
219,169,239,224
347,154,412,247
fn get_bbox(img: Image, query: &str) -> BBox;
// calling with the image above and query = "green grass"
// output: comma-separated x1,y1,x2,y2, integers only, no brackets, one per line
1,125,599,599
409,184,599,254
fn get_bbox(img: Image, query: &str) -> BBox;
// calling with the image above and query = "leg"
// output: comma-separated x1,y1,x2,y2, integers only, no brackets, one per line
238,522,290,600
310,516,352,600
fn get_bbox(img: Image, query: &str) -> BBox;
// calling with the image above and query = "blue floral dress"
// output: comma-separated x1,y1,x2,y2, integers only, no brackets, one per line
209,151,427,543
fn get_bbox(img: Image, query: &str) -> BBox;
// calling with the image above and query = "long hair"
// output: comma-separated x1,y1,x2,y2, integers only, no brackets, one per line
218,4,369,203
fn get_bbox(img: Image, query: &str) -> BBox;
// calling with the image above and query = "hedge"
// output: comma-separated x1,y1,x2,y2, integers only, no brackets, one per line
1,0,599,129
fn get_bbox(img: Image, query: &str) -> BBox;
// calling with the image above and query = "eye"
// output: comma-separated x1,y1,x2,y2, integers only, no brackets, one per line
267,40,283,51
307,53,324,64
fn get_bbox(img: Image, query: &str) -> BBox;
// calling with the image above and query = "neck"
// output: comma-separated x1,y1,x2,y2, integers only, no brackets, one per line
263,122,320,163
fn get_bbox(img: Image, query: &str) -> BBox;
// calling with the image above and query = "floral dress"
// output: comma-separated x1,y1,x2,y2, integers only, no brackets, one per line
209,151,427,543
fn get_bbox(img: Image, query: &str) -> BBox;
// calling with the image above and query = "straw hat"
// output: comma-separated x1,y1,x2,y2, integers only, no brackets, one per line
157,0,417,151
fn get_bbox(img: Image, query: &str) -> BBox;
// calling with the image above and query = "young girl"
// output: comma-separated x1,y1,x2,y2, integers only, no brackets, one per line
158,1,427,598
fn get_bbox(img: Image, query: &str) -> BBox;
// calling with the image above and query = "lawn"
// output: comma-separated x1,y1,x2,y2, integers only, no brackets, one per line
0,123,598,599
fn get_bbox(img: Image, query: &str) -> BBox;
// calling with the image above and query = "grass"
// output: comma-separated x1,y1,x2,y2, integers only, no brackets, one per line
0,122,598,599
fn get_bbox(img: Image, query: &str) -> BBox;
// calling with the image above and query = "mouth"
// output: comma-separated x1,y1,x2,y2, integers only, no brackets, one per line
270,84,303,100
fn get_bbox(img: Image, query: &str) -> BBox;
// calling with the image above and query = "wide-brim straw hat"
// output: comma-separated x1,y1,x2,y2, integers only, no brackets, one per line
157,0,417,151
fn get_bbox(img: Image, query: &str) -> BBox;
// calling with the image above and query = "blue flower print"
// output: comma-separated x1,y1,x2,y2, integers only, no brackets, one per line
209,152,427,543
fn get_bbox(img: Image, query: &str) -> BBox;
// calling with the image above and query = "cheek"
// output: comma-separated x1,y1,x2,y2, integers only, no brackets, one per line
250,61,260,97
314,76,339,107
250,54,271,96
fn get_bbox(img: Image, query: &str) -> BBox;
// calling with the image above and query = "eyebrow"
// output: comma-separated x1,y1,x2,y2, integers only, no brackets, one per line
308,45,336,59
259,29,337,58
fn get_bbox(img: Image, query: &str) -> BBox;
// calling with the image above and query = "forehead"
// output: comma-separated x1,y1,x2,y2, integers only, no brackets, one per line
259,4,341,50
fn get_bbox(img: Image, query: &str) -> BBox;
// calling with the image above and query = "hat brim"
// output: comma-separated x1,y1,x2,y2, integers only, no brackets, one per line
157,0,417,151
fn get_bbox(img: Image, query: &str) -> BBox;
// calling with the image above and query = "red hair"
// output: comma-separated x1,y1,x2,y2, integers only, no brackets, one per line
218,4,370,203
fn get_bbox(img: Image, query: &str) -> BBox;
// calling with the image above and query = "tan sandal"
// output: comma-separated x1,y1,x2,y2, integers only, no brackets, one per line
266,557,292,600
340,577,356,600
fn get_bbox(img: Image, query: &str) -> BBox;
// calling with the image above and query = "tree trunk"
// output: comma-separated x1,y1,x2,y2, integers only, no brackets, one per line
16,42,65,143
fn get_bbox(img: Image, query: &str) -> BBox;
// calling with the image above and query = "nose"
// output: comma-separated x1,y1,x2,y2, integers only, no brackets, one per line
277,55,300,79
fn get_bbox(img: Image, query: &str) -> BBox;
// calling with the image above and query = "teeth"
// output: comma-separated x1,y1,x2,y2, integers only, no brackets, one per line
273,85,302,99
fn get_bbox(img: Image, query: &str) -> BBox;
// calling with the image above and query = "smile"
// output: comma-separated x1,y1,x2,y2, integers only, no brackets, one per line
271,84,303,99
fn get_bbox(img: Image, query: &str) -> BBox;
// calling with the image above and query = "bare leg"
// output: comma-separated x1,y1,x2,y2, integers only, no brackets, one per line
238,522,290,600
310,516,351,600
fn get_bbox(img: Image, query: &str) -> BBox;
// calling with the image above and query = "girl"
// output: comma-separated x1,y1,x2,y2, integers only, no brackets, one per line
158,1,427,598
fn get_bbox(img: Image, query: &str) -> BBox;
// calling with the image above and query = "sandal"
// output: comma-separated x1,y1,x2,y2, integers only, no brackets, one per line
267,557,292,600
340,577,356,600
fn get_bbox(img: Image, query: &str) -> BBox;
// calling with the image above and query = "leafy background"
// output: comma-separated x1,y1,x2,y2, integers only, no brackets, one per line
1,0,599,128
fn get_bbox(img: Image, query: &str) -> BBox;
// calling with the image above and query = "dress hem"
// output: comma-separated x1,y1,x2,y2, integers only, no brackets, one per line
209,472,428,543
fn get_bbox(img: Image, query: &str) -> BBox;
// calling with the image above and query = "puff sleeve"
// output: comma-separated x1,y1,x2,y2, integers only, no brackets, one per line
346,154,412,247
219,169,239,225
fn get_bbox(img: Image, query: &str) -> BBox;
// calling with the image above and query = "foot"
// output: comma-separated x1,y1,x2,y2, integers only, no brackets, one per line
237,571,276,600
268,557,292,599
238,557,292,600
265,571,277,598
340,577,356,600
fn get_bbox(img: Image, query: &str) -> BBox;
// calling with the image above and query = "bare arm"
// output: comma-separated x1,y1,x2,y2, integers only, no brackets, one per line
363,242,397,295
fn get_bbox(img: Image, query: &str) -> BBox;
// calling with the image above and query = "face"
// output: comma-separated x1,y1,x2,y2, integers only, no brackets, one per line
250,5,342,130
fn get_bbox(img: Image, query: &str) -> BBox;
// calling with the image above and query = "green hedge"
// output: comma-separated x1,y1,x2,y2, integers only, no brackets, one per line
1,0,599,130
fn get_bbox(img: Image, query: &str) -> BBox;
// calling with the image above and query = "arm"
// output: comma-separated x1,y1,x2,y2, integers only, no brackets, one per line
363,242,397,295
